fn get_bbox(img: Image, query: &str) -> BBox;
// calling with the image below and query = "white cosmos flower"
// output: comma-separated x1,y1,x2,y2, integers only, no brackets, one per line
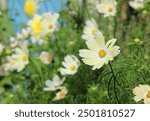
60,55,80,75
17,28,31,40
30,37,47,45
27,12,59,40
96,0,117,18
39,51,53,65
10,44,29,72
3,55,27,72
79,32,120,70
129,0,144,10
44,75,65,91
53,87,68,101
27,14,43,38
12,47,29,65
133,84,150,104
0,43,4,55
3,56,16,72
41,12,59,34
82,18,99,41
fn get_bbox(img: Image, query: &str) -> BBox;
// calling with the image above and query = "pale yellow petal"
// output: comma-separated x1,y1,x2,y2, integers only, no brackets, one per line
86,39,100,51
82,58,98,66
79,49,95,59
144,98,150,104
92,61,105,70
106,38,117,48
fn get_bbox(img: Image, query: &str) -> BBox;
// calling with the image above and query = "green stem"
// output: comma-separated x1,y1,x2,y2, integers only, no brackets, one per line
97,71,111,83
113,17,117,38
83,0,91,18
109,62,120,104
108,75,113,100
30,59,44,87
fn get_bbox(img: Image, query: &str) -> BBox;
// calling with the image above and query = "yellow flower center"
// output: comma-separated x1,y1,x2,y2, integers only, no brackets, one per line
108,7,113,12
10,60,14,65
24,0,37,16
98,50,107,58
59,91,65,98
48,24,53,29
22,55,27,61
45,55,52,62
70,65,76,71
91,29,96,35
147,91,150,98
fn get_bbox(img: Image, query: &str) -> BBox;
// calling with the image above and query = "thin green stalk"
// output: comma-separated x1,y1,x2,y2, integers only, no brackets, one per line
109,62,120,104
97,71,112,83
113,17,117,38
30,59,44,87
83,0,91,18
108,75,113,100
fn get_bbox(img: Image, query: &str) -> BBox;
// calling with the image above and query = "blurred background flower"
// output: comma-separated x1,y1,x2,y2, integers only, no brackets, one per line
7,0,66,32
